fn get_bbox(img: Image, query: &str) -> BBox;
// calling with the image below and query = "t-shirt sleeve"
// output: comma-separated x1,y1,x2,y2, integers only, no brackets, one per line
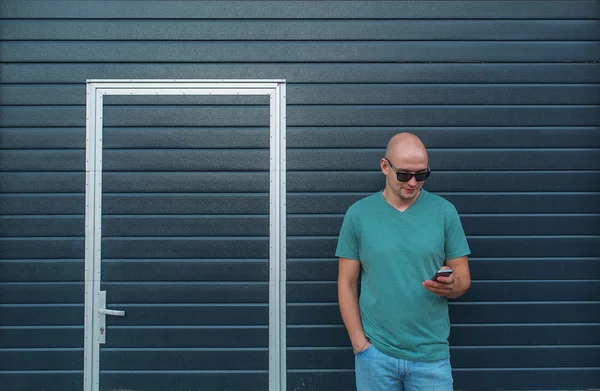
444,204,471,260
335,208,360,260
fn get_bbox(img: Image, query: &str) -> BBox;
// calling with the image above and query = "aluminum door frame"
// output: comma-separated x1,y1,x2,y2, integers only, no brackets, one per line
83,79,287,391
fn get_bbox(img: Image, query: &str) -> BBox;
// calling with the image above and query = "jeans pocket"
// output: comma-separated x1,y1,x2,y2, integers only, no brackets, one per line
355,343,374,356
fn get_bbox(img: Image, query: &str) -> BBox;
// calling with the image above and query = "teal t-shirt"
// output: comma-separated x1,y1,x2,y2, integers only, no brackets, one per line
335,189,470,361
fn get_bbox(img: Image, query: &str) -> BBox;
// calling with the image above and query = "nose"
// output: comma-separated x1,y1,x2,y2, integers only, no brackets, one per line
407,175,419,186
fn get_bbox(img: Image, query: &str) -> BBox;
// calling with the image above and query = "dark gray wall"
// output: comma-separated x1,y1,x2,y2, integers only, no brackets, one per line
1,1,599,390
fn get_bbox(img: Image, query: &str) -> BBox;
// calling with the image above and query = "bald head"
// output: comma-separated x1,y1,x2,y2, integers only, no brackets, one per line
384,133,428,166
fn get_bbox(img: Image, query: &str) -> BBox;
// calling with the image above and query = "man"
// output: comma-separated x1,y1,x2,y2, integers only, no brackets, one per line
336,132,471,390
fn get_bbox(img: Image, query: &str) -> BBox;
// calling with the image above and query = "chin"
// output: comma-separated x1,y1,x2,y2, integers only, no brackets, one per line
400,189,420,199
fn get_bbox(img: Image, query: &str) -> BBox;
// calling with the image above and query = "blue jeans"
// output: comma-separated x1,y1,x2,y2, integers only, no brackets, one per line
355,344,454,391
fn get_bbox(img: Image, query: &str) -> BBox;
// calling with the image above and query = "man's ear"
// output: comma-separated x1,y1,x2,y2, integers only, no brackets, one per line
380,158,388,174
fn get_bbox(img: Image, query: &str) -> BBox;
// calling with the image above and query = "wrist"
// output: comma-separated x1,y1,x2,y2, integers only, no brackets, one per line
352,338,370,354
446,278,467,299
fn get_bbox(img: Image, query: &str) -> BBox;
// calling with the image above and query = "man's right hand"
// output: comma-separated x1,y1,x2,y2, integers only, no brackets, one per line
353,339,372,355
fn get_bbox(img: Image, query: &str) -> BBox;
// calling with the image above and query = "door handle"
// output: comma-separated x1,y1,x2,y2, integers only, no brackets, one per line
98,308,125,316
97,290,125,344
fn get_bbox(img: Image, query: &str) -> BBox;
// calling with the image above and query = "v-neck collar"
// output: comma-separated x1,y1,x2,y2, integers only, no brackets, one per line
380,189,425,214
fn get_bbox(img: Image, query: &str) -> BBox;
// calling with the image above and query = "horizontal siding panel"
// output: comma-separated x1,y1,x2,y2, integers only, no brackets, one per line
1,89,265,105
0,216,82,236
273,85,600,105
0,261,82,282
3,149,598,172
0,107,269,127
287,258,600,281
4,84,600,105
470,258,600,280
107,305,268,326
102,94,265,104
452,369,600,390
101,106,268,127
450,324,600,346
104,260,269,282
0,328,83,348
0,107,85,127
101,216,269,237
3,127,600,149
468,237,600,258
102,238,270,259
451,303,600,325
0,127,271,149
104,127,271,149
2,42,599,63
0,195,85,215
100,350,268,370
0,305,83,326
289,127,600,149
286,324,600,347
102,96,265,107
0,283,83,304
103,194,269,215
3,172,600,193
0,173,270,193
288,303,600,325
287,237,600,258
5,105,599,127
286,281,600,303
287,346,600,369
2,150,271,172
287,106,600,127
0,85,84,106
462,215,600,236
0,350,82,370
2,20,599,41
0,303,267,326
0,260,267,282
0,373,82,391
2,193,597,215
0,237,270,259
102,282,269,304
6,214,598,237
101,373,268,391
0,372,269,391
105,327,268,348
288,349,351,370
0,238,84,259
460,281,600,302
2,64,599,84
1,1,597,19
291,193,600,214
116,106,600,127
286,214,600,236
287,372,353,391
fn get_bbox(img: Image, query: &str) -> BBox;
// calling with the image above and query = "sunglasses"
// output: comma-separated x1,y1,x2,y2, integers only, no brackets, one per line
384,158,431,182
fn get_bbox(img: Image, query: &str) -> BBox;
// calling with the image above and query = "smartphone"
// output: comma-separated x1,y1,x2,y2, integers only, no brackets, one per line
431,269,453,281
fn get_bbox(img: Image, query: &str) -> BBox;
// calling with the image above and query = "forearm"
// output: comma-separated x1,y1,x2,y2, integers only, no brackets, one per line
338,279,368,350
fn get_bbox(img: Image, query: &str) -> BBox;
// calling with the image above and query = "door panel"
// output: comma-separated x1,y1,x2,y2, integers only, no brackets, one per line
98,95,270,391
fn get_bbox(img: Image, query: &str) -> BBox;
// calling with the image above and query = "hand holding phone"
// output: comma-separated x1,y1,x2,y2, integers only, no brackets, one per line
431,269,453,282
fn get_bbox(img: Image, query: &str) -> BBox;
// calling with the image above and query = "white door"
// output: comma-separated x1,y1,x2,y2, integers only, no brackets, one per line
83,80,286,391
